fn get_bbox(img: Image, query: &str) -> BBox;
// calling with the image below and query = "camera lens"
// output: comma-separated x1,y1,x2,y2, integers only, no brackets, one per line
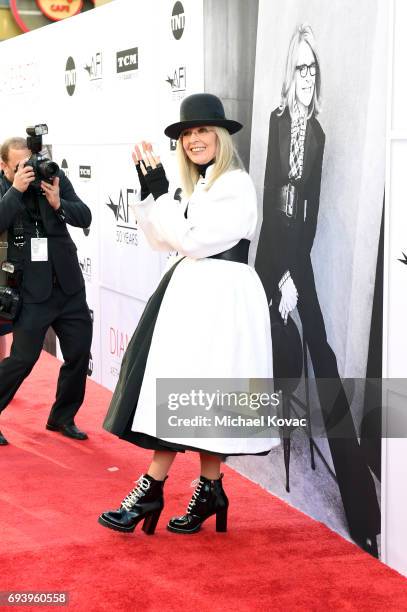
38,161,59,179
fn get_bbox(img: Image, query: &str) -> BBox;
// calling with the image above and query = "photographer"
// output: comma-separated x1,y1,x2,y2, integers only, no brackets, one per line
0,136,92,446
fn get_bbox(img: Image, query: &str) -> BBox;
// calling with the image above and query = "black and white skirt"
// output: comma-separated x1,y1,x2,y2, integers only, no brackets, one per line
103,255,279,456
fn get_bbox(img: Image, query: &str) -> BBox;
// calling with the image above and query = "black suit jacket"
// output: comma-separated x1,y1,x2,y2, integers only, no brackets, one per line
255,107,325,304
0,171,91,303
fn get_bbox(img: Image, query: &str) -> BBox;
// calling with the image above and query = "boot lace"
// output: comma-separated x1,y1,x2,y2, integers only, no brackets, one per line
187,478,204,514
121,475,151,511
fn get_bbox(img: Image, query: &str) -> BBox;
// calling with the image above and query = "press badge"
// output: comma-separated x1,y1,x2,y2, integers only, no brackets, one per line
31,238,48,262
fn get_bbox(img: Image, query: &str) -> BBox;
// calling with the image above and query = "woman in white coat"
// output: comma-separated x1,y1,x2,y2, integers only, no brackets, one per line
99,93,276,536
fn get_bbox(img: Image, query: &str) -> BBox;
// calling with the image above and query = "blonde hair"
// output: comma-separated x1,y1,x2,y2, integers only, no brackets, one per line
176,126,243,197
279,23,322,119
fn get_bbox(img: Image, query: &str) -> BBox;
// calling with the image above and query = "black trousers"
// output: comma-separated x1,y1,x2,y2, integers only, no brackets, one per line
296,257,381,539
0,286,92,425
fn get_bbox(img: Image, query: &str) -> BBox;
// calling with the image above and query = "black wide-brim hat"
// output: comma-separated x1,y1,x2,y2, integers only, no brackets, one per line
164,93,243,140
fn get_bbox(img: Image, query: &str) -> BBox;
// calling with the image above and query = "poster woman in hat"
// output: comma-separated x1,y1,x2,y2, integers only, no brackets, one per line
255,24,380,554
98,93,278,536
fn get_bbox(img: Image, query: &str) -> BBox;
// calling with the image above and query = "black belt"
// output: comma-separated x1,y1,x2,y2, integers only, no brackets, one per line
275,184,304,219
209,239,250,264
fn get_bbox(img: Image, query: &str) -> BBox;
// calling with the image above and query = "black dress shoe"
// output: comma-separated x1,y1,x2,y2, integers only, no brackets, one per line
98,474,167,534
167,474,229,534
46,422,88,440
0,430,9,446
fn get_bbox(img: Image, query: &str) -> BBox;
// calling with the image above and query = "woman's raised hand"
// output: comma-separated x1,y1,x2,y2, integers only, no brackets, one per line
132,141,169,201
132,141,162,176
132,142,151,201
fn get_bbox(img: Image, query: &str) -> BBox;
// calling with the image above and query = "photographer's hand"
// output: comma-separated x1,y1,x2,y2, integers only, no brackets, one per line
13,160,35,193
41,177,61,210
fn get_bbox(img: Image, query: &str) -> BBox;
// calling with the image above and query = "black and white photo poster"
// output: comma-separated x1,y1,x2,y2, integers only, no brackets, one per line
228,0,387,558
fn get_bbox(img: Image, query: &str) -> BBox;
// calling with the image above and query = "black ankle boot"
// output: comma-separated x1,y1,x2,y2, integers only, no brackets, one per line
167,474,229,534
98,474,167,534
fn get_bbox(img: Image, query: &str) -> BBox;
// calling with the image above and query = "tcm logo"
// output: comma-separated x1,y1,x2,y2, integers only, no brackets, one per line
171,1,185,40
170,139,177,151
79,256,92,278
106,188,139,246
166,66,186,92
116,48,138,74
84,52,102,81
109,327,129,359
79,165,91,179
65,56,76,96
61,158,69,178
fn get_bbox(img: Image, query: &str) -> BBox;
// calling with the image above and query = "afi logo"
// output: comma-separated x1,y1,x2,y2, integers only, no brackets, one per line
166,66,186,92
88,351,93,377
65,56,76,96
171,1,185,40
61,159,69,178
84,52,102,81
79,256,92,277
116,48,138,73
106,188,137,229
398,252,407,265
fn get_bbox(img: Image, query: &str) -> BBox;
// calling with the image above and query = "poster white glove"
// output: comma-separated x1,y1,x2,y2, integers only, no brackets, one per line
279,277,298,323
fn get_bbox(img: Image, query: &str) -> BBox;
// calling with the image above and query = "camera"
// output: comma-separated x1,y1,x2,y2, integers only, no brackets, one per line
0,260,22,321
0,285,21,320
24,124,59,191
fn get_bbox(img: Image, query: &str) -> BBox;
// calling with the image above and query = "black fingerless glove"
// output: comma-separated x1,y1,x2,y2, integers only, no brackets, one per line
143,164,169,200
135,162,150,201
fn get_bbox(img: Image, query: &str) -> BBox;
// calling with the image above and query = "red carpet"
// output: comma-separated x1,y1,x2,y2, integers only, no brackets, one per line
1,345,406,611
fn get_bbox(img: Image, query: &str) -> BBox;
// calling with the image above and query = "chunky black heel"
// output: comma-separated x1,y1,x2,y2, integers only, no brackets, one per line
167,473,229,534
215,507,228,532
98,474,167,534
142,508,162,535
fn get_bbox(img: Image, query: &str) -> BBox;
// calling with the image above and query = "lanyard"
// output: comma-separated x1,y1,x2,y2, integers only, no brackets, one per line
24,193,46,238
13,193,45,248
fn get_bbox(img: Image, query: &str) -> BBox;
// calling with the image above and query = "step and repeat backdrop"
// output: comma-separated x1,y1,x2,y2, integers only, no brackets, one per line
0,0,203,389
